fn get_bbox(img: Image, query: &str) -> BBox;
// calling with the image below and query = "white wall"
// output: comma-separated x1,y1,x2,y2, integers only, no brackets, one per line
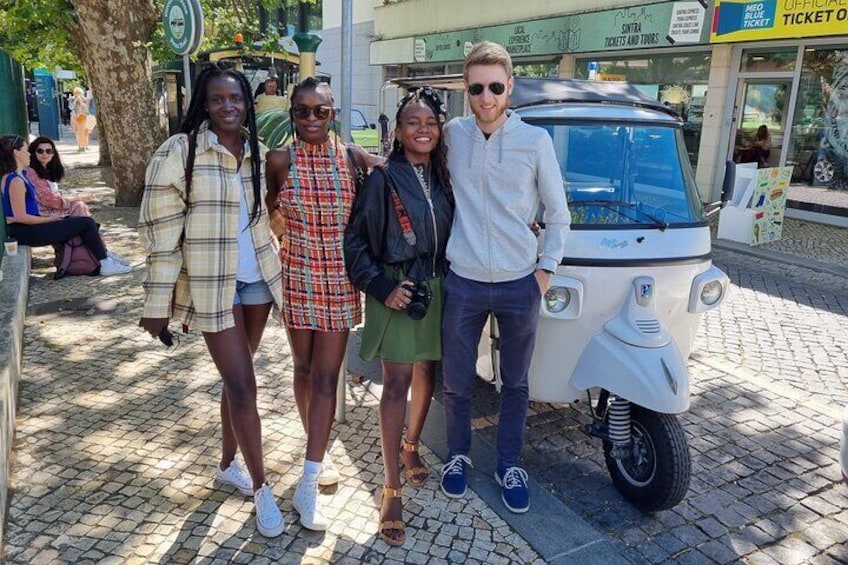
318,21,384,124
373,0,626,38
323,0,380,29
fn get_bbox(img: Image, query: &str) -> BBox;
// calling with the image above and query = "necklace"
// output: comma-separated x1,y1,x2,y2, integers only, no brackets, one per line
411,163,431,200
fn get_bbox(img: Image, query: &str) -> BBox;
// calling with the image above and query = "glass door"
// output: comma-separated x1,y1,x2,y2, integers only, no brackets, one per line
730,80,792,168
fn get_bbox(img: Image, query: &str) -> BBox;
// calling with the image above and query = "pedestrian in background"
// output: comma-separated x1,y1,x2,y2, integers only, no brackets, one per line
344,86,453,546
138,64,286,538
69,87,97,151
439,41,570,514
265,77,371,532
255,77,287,115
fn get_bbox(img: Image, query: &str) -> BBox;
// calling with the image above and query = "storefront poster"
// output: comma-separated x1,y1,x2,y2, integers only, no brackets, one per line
711,0,848,42
414,1,708,63
750,166,791,246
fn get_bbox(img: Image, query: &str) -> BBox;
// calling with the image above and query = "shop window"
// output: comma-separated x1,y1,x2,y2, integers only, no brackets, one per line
740,48,797,73
786,48,848,190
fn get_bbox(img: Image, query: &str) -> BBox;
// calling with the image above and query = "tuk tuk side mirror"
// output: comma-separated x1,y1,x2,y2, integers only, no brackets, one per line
704,160,735,216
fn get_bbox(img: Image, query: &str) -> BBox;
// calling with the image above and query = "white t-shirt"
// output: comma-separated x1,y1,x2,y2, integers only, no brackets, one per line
236,174,262,283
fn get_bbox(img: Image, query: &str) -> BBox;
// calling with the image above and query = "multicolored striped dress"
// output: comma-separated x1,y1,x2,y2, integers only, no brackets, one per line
279,139,362,331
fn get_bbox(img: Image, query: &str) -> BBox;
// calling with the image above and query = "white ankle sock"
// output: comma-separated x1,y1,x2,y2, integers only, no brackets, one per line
304,459,322,476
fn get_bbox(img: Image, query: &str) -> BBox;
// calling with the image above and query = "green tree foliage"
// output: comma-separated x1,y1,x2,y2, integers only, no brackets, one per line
1,0,322,74
0,0,82,74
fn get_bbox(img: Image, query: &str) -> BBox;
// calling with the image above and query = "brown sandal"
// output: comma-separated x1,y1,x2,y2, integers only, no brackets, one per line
400,438,430,487
379,485,405,547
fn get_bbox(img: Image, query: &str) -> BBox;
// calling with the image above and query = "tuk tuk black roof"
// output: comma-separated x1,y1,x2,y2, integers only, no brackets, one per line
511,77,678,117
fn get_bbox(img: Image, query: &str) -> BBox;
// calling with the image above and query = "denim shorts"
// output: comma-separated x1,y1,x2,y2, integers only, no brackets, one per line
233,280,273,306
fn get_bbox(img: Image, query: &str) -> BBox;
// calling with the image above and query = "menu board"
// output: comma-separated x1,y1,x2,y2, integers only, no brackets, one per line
750,166,791,246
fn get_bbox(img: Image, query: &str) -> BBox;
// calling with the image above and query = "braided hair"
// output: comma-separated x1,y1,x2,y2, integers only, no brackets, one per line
180,63,263,226
392,87,452,195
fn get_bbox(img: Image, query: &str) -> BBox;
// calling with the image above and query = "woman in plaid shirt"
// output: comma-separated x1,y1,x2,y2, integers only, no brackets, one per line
138,65,285,538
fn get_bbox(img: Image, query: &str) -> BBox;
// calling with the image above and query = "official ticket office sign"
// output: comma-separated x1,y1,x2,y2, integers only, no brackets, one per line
711,0,848,42
163,0,204,56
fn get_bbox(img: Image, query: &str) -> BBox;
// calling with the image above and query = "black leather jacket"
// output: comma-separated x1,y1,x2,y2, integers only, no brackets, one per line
344,153,454,303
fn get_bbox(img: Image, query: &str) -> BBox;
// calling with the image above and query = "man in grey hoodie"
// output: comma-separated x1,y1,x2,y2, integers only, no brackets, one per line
439,41,570,514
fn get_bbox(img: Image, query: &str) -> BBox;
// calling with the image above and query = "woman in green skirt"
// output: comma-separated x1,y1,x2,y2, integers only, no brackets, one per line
344,87,453,547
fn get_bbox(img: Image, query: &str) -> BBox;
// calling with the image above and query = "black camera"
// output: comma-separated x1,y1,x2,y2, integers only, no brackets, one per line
405,281,432,320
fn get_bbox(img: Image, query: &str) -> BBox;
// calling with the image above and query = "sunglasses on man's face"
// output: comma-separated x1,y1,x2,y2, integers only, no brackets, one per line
35,147,54,155
468,82,507,96
292,105,333,120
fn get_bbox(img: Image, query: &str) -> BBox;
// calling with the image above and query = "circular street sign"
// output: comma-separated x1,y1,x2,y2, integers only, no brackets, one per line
163,0,196,55
188,0,204,55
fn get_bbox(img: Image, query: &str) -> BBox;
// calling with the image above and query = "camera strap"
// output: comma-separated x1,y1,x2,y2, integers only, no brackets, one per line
388,184,417,247
386,176,429,278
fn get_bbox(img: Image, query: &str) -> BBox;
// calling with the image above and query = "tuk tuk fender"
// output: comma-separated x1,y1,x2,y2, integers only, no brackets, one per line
571,331,690,414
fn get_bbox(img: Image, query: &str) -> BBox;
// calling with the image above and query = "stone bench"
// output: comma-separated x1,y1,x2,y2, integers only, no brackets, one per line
0,246,30,548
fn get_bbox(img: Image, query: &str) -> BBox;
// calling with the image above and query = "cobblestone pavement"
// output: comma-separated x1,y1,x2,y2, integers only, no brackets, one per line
4,205,542,564
6,156,848,563
462,246,848,564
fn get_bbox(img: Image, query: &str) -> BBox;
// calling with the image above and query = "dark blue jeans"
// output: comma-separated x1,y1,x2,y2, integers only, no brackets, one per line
441,270,541,472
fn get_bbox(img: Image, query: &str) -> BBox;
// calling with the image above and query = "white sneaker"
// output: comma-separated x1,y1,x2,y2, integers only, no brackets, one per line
99,255,132,276
253,483,285,537
215,460,253,496
318,453,340,486
107,250,131,266
293,472,329,531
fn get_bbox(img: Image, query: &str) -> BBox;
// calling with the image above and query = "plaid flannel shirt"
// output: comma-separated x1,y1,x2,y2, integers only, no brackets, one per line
139,122,283,332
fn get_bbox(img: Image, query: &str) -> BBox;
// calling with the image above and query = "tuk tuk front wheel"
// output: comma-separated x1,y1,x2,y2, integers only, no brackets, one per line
603,405,690,512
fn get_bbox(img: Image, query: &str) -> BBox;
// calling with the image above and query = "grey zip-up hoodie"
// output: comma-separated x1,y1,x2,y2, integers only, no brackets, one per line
445,111,570,283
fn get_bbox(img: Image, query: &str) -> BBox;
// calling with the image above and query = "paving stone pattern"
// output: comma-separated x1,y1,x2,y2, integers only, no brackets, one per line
463,246,848,564
4,207,541,564
6,147,848,563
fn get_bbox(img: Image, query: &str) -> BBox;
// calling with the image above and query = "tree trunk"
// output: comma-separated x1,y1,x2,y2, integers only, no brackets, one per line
97,113,111,167
71,0,160,206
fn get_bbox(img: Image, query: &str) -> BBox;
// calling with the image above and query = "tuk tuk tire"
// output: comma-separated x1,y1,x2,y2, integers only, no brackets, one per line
602,405,690,512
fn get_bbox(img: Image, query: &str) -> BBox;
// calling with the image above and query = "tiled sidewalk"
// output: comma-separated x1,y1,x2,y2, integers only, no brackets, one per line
3,207,542,564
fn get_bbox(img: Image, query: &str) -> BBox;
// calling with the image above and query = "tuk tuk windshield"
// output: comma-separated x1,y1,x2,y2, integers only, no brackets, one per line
538,121,705,228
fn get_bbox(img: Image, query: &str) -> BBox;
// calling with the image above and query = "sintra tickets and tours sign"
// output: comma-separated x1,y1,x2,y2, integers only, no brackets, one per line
410,1,708,63
163,0,204,56
711,0,848,42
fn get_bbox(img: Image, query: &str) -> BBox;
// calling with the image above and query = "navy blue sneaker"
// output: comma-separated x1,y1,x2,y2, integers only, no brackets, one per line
440,455,472,498
495,466,530,513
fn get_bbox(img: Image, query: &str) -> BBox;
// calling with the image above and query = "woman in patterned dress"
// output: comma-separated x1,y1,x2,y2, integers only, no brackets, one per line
266,77,371,531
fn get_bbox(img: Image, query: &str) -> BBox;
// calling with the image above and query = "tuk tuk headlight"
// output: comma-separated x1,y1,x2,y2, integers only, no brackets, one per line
700,280,723,306
544,286,571,313
539,276,583,320
688,266,729,313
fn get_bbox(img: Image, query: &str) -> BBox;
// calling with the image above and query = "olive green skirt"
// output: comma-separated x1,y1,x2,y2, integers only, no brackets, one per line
360,275,443,363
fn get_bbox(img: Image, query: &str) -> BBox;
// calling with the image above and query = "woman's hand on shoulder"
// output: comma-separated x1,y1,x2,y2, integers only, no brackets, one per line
345,143,386,170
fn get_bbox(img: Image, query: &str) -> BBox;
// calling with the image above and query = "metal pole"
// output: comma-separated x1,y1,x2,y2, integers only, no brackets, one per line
339,0,353,145
182,54,192,103
334,0,353,425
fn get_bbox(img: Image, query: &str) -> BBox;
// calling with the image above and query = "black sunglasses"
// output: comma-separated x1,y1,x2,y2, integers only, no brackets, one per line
468,82,506,96
292,105,333,120
35,147,54,155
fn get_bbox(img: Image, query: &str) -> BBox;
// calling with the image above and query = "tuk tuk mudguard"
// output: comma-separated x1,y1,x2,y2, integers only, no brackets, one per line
571,332,690,414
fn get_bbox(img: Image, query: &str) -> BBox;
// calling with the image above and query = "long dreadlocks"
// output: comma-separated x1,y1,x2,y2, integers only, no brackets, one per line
392,87,452,195
180,63,263,226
